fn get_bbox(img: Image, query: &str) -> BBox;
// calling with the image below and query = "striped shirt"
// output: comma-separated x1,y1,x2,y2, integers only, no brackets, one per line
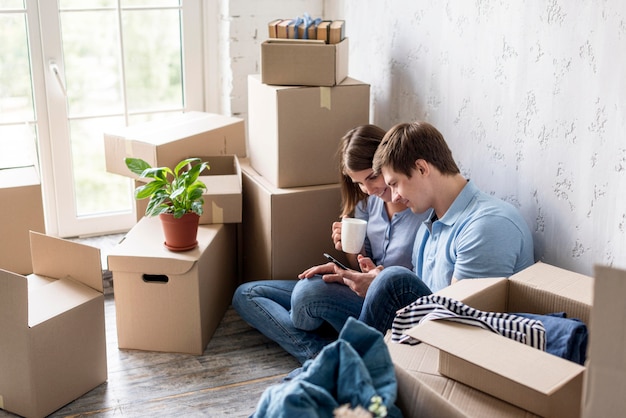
391,294,546,351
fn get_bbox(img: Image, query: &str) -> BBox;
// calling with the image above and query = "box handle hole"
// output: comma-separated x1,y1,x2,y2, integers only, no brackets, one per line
142,274,169,284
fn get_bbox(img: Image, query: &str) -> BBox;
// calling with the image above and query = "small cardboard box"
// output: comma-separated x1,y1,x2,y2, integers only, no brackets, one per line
240,160,347,281
261,38,349,86
247,74,370,188
0,166,46,275
582,265,626,418
0,232,107,418
135,155,242,224
107,216,237,355
104,111,246,179
402,262,593,418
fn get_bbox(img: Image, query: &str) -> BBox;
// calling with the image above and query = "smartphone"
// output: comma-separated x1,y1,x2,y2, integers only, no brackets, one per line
323,253,349,270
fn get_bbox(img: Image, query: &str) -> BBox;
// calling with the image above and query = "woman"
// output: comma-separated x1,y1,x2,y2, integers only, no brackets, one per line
232,125,428,364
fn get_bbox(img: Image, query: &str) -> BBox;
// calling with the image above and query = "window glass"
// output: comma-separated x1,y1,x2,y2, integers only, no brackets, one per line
0,0,24,9
0,13,34,123
60,10,123,116
122,8,183,112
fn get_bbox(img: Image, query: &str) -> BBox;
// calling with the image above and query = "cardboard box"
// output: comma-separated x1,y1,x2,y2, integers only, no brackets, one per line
0,232,107,418
0,166,46,275
401,262,593,418
260,38,349,86
107,216,237,355
135,155,242,224
240,160,347,281
582,265,626,418
248,74,370,188
104,111,246,179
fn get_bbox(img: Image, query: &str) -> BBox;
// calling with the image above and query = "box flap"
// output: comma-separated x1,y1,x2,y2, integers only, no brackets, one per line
0,269,28,327
408,320,585,393
510,262,594,306
29,231,103,293
436,277,509,312
27,274,102,327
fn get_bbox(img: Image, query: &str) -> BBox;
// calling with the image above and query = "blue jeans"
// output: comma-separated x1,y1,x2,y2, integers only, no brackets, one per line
232,279,338,364
359,266,432,332
290,276,364,333
291,266,432,335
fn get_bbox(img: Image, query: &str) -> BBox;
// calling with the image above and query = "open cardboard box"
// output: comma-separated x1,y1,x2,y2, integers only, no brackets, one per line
0,232,107,418
104,111,246,179
399,262,593,418
135,155,242,224
261,38,349,86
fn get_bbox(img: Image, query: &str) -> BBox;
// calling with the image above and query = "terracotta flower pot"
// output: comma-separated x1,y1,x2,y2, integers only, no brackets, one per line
159,212,200,251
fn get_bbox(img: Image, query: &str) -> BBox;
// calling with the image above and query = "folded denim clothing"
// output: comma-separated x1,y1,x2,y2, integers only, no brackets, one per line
252,316,402,418
392,294,547,350
515,312,588,365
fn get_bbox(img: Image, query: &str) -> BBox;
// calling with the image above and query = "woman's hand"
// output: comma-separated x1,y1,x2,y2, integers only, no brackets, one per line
331,221,343,252
322,264,384,297
298,262,337,279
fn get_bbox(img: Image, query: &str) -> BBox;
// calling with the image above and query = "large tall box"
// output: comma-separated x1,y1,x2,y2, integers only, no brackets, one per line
107,217,237,355
0,232,106,418
247,74,370,188
582,265,626,418
240,160,346,282
104,112,246,179
0,166,46,274
392,262,593,418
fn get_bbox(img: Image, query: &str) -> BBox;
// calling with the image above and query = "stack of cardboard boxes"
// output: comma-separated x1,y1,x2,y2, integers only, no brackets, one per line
242,22,370,281
101,111,247,356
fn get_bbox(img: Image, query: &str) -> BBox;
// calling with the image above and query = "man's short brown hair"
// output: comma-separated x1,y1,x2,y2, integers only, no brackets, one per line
372,121,460,177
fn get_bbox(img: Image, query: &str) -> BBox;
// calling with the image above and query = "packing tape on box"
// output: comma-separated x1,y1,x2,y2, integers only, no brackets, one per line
320,87,331,110
212,201,224,223
0,395,3,409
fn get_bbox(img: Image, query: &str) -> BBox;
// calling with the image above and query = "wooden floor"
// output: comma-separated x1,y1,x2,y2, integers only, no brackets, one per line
0,234,300,418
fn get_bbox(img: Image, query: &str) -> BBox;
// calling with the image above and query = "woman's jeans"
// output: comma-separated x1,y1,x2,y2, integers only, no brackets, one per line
232,279,348,364
232,266,432,364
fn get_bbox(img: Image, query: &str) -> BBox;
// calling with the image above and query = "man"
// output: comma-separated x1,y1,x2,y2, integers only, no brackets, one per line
333,121,535,332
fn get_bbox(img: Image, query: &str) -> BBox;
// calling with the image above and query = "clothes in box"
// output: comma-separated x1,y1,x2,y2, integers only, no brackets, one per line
104,111,246,179
107,216,237,355
401,262,593,418
240,160,346,282
0,232,106,418
0,166,45,275
247,74,370,188
261,38,349,86
134,155,242,224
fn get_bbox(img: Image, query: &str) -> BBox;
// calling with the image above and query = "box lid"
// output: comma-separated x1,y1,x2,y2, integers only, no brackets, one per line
107,216,220,275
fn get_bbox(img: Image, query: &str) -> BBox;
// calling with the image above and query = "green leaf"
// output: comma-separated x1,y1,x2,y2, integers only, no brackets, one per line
125,157,152,175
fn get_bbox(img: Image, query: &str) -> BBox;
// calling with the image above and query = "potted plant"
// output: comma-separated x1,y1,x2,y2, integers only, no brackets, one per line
125,157,210,251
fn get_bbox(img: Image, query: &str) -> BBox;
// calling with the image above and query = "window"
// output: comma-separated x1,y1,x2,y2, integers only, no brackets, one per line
1,0,204,237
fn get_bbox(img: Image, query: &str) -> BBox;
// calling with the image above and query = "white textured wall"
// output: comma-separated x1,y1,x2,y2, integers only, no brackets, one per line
321,0,626,276
222,0,626,276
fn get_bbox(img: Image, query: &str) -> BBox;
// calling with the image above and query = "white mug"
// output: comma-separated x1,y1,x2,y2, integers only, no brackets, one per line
341,218,367,254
